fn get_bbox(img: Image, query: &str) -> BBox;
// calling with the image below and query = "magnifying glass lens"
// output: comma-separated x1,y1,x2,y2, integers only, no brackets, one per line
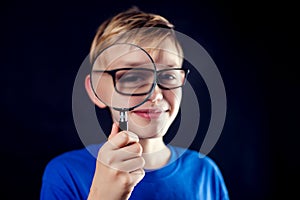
90,43,156,112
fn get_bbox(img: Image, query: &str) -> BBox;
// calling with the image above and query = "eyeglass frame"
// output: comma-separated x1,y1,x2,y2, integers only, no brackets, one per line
91,67,190,96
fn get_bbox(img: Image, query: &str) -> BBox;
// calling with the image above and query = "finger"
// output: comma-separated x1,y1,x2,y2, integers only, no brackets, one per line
99,142,142,168
108,122,119,140
119,142,143,157
108,131,139,149
108,142,142,162
116,156,145,172
130,168,145,176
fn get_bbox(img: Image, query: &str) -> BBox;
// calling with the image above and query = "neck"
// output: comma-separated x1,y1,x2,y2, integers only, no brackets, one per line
139,137,171,170
139,137,166,153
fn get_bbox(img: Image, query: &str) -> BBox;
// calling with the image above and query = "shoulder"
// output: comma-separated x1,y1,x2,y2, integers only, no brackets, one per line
40,144,102,199
42,144,101,180
170,146,229,199
170,146,224,176
171,146,217,166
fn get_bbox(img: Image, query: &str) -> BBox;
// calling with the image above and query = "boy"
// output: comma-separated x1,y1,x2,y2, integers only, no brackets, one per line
40,7,229,200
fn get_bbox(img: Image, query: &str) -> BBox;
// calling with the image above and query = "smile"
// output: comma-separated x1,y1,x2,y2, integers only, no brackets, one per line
132,109,168,120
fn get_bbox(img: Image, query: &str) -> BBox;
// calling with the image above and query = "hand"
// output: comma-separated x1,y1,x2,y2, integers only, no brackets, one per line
88,123,145,200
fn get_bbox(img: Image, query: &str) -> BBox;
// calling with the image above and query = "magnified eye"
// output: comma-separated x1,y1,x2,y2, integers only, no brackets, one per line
116,69,153,91
119,74,141,82
117,72,146,83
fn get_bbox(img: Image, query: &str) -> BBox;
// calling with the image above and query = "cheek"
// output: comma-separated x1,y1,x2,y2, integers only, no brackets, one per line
99,88,149,109
110,109,119,122
165,89,182,111
127,96,150,108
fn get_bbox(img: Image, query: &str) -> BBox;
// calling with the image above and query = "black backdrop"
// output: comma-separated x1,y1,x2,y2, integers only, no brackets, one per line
1,0,298,199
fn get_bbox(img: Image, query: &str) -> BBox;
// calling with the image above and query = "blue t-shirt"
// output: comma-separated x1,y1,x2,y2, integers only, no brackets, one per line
40,144,229,200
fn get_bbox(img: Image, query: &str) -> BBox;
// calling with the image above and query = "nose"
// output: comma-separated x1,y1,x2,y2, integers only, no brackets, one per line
148,84,163,103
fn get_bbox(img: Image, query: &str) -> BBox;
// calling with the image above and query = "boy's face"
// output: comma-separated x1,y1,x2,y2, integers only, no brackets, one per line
93,38,183,139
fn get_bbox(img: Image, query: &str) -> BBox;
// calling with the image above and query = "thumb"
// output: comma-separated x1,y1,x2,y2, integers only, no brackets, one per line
130,168,145,186
108,122,119,140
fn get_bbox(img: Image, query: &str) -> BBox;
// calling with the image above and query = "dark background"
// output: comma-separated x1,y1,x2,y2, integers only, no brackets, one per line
1,0,298,199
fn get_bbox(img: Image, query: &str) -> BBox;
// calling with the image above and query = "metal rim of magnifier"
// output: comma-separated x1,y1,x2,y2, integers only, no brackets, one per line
90,43,157,112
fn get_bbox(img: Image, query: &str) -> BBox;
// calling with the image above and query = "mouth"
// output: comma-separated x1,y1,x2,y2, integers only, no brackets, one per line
132,108,169,120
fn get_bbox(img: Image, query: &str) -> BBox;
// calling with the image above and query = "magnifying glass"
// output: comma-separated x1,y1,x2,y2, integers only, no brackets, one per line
90,43,157,131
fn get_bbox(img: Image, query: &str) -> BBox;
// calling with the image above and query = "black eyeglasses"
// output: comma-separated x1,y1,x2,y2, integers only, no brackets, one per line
92,67,190,96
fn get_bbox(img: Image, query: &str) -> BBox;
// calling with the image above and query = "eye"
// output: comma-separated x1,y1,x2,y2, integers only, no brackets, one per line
158,72,177,81
116,69,154,90
118,73,145,83
165,74,176,79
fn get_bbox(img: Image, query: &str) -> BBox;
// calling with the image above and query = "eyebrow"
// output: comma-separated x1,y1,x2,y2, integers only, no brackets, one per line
156,63,180,68
109,60,153,69
126,61,152,66
166,64,178,67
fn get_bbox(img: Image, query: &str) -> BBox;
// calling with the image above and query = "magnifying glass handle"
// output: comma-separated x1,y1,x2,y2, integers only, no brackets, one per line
119,110,128,131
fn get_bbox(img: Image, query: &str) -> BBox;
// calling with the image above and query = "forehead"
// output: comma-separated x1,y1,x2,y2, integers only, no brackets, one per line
93,37,182,70
144,37,182,67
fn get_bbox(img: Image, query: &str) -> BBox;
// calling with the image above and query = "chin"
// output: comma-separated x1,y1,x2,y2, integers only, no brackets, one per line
128,111,177,137
136,132,166,139
128,121,170,139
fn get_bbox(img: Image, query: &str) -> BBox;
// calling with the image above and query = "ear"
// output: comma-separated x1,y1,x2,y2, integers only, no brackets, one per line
85,75,107,108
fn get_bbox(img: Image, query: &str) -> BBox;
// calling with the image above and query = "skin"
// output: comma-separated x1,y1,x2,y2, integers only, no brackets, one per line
85,39,183,200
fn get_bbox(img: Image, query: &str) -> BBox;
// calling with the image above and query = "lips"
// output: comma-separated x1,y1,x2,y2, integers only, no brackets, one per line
132,108,168,119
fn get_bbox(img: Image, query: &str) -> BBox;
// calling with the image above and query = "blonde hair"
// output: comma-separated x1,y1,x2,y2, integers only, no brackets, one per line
89,6,183,63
